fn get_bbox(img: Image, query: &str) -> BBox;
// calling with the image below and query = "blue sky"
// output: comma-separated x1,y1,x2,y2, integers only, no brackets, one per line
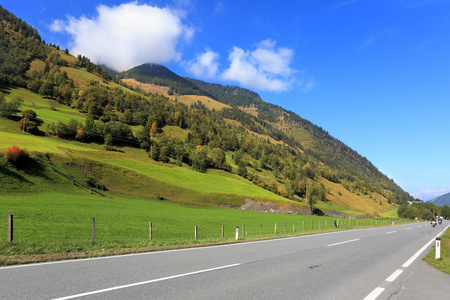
2,0,450,200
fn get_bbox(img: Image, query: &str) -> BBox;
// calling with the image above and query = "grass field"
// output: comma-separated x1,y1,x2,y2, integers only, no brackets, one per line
0,131,96,154
0,192,401,265
424,227,450,274
74,149,289,201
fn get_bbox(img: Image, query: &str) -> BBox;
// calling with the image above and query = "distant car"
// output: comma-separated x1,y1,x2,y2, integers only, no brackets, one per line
438,219,442,224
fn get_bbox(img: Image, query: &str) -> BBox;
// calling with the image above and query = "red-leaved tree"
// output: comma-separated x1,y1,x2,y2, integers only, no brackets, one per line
5,146,29,166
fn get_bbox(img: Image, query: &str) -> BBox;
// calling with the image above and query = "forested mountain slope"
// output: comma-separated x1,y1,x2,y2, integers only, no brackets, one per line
0,6,412,215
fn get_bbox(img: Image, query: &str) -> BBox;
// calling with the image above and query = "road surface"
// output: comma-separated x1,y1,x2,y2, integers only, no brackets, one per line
1,221,448,299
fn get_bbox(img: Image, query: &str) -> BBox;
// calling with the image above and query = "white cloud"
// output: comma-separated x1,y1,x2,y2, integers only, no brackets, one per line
50,2,193,72
185,49,220,78
221,39,296,92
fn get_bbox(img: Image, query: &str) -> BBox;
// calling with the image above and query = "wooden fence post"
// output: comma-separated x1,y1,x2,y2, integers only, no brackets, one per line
274,223,277,234
222,224,224,238
242,224,245,237
293,223,295,233
260,223,262,235
149,222,152,241
311,220,314,230
92,217,95,242
8,215,13,243
302,221,305,231
284,223,286,234
195,225,198,240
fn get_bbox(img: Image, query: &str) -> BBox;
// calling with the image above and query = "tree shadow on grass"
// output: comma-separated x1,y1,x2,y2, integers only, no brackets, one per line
0,85,13,95
21,158,51,180
0,164,34,186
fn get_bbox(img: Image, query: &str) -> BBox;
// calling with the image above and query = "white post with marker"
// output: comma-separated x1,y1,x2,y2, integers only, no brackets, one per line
235,226,239,240
436,237,441,259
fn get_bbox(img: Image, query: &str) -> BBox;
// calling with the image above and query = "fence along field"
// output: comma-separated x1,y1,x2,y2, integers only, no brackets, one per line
0,192,404,264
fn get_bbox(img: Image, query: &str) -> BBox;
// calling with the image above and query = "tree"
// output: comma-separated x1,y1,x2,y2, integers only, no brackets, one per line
0,102,18,117
39,81,54,98
5,146,29,167
104,134,113,150
234,149,244,164
307,181,325,214
18,117,38,134
303,162,315,179
268,180,278,194
191,147,208,173
260,155,269,169
149,121,157,162
210,147,226,169
237,161,248,178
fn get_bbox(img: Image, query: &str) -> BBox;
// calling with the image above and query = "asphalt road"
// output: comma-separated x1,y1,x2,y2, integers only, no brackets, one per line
1,221,448,300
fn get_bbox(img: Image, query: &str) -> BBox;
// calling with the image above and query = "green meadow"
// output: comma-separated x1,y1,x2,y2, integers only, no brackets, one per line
0,192,399,265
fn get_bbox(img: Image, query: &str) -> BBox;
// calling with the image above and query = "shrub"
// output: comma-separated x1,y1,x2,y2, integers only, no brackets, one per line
5,146,29,166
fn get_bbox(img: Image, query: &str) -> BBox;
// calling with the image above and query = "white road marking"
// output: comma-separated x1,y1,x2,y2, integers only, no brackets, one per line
385,231,396,234
406,228,412,230
52,263,241,300
327,238,359,247
386,269,403,282
363,287,385,300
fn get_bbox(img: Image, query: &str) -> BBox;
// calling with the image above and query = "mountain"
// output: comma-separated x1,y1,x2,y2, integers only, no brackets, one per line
430,192,450,207
119,63,214,98
0,5,413,216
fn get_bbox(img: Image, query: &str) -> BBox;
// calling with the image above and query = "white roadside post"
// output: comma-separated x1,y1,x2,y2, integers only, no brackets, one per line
235,226,239,240
436,237,441,260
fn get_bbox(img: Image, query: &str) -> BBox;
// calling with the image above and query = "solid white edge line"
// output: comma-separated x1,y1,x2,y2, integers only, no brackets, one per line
363,287,385,300
402,225,449,268
327,238,359,247
52,263,241,300
386,269,403,282
364,224,450,300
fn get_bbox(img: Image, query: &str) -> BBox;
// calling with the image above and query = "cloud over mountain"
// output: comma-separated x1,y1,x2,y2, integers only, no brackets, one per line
51,3,303,92
51,2,193,72
221,39,296,92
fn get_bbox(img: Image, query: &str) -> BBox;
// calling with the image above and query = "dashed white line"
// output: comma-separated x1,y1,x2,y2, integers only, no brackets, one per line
52,263,241,300
363,287,385,300
386,269,403,282
385,231,396,234
327,238,360,247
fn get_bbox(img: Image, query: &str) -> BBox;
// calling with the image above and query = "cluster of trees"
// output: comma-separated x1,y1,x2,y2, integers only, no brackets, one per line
188,78,413,204
397,202,450,220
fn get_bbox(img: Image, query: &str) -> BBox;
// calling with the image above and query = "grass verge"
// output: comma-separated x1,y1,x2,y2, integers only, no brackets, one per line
423,227,450,274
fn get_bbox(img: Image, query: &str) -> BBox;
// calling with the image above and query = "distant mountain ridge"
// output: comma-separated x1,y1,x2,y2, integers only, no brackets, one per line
119,63,215,98
430,192,450,206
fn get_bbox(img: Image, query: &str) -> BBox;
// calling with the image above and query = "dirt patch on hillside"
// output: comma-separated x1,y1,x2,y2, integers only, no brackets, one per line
241,199,311,215
121,78,170,95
